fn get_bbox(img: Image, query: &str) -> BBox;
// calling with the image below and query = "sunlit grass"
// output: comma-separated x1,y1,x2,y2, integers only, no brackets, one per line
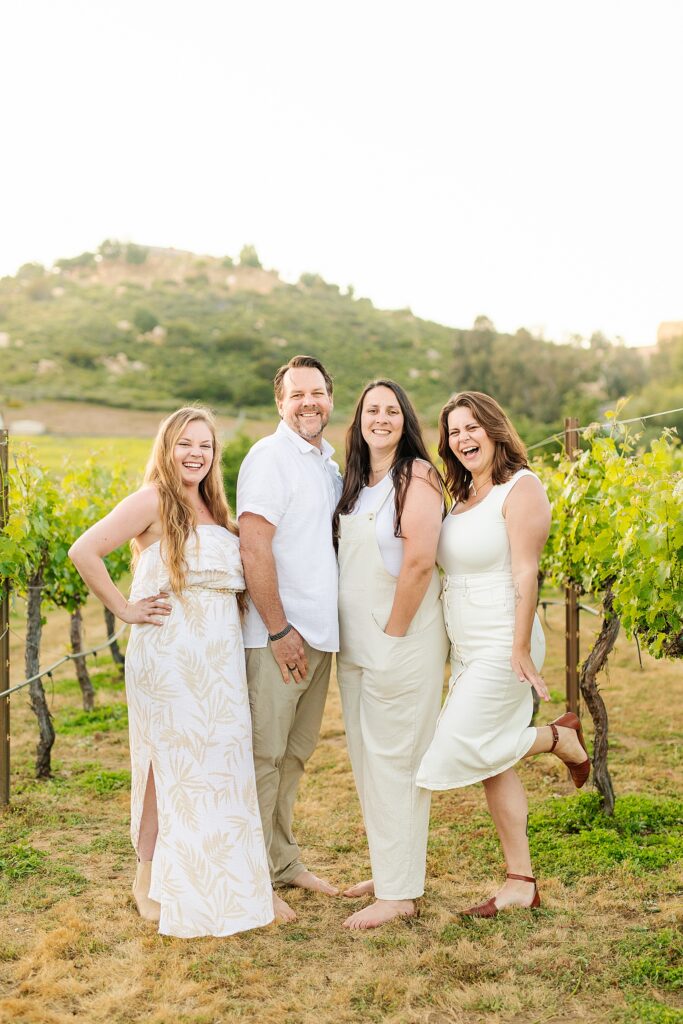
1,601,682,1023
13,434,150,477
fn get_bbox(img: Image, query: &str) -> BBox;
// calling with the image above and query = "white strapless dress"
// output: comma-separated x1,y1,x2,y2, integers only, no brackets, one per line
417,470,545,790
126,525,273,937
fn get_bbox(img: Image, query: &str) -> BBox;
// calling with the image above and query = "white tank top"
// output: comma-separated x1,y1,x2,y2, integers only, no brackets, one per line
352,474,403,578
437,468,539,576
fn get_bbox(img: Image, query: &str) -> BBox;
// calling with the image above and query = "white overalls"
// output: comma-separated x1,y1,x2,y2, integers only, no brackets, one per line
337,483,449,900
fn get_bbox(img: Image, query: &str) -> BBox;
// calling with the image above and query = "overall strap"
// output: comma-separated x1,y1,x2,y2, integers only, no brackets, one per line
371,475,395,515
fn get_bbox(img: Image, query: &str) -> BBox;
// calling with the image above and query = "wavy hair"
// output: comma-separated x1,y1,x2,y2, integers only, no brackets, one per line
132,406,237,597
334,379,442,542
438,391,528,505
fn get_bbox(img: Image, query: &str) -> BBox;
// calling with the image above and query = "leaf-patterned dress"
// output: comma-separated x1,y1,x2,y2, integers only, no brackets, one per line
125,525,273,937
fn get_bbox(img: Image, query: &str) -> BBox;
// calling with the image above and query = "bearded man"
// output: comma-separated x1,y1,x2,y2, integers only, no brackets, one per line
237,354,342,923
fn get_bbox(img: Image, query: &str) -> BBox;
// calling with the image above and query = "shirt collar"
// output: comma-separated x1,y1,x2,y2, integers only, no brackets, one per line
276,419,335,460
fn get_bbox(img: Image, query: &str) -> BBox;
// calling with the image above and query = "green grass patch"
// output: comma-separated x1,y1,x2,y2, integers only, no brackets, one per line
24,435,149,475
57,702,128,734
619,928,683,991
78,767,131,795
0,944,21,962
42,761,131,796
0,841,46,879
86,832,131,855
529,793,683,879
50,666,125,696
621,1000,683,1023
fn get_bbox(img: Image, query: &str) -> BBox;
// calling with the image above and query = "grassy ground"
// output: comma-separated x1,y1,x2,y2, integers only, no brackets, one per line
1,598,682,1024
7,397,438,474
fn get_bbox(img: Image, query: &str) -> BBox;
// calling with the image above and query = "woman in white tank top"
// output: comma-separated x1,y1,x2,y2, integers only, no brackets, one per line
416,392,591,917
334,380,449,929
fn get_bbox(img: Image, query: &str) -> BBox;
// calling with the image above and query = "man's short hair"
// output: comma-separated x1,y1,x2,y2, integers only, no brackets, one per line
273,355,334,402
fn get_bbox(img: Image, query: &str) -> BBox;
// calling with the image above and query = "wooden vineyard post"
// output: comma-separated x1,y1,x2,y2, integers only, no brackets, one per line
0,429,9,807
564,417,580,716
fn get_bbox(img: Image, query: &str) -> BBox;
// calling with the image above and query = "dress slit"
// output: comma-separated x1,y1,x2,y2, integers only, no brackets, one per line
135,760,158,859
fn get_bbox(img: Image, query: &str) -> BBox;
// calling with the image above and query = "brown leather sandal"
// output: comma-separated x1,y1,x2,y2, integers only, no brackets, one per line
460,873,541,918
549,712,591,788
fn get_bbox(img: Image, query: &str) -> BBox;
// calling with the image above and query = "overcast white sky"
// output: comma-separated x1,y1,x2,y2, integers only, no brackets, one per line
1,0,681,346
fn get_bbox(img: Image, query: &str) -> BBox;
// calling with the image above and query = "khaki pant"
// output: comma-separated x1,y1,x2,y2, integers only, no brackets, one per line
246,642,332,885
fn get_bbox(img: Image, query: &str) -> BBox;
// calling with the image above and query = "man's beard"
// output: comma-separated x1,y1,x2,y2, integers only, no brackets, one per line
295,410,328,440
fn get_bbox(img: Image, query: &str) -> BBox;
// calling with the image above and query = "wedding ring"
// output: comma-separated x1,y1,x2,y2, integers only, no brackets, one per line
287,664,297,671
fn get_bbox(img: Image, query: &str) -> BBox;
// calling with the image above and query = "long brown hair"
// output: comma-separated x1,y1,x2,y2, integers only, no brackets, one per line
132,406,237,595
438,391,528,505
334,379,442,541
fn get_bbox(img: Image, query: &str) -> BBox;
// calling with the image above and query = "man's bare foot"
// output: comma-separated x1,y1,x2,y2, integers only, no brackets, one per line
343,898,417,929
289,870,339,896
272,890,297,923
343,879,374,898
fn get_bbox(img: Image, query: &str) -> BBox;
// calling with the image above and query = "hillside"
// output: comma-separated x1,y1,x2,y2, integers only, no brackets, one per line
0,241,677,438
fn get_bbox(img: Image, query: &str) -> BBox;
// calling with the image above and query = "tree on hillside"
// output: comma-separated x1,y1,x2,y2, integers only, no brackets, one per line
98,239,123,259
239,244,262,268
133,307,159,333
125,243,149,265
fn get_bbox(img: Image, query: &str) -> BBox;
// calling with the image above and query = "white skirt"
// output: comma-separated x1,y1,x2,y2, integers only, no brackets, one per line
416,572,545,790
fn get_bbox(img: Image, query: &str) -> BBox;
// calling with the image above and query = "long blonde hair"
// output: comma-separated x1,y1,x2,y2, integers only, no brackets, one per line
133,406,237,595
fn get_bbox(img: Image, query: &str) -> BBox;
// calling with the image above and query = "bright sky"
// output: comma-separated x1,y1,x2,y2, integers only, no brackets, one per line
1,0,681,346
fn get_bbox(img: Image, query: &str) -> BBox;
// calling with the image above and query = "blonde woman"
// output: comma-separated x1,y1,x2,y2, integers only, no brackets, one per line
69,407,274,938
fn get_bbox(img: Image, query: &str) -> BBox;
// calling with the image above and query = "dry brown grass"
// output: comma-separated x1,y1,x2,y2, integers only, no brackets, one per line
1,600,682,1024
3,398,438,453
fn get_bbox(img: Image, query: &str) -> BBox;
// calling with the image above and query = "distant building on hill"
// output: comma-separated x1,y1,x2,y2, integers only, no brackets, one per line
657,321,683,343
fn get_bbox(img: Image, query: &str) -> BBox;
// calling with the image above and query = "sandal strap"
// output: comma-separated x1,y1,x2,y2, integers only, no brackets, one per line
549,722,560,753
506,872,536,883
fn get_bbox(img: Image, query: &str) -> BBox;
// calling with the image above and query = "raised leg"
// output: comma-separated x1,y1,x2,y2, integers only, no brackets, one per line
525,723,587,763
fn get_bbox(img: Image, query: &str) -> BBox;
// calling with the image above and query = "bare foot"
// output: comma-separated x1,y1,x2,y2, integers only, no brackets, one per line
343,899,417,929
272,890,297,923
489,878,536,911
343,879,374,898
289,870,339,896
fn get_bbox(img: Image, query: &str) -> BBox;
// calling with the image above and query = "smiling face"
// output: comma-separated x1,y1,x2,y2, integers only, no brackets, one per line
277,366,333,447
173,418,214,489
360,385,404,459
447,405,496,477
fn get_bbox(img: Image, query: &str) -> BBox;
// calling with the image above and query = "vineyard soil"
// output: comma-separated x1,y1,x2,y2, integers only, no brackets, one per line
1,597,681,1023
7,399,439,469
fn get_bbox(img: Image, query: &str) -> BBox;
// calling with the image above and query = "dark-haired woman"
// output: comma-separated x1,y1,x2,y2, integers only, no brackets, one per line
417,392,590,917
335,380,449,929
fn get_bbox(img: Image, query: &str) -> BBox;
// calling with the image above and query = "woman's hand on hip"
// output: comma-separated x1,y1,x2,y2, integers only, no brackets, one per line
271,628,308,684
121,592,172,626
512,647,550,702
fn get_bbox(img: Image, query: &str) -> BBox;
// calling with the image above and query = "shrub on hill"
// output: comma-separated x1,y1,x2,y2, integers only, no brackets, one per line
0,242,667,440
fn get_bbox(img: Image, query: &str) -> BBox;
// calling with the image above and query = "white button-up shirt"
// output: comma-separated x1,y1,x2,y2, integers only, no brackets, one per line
237,420,343,651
